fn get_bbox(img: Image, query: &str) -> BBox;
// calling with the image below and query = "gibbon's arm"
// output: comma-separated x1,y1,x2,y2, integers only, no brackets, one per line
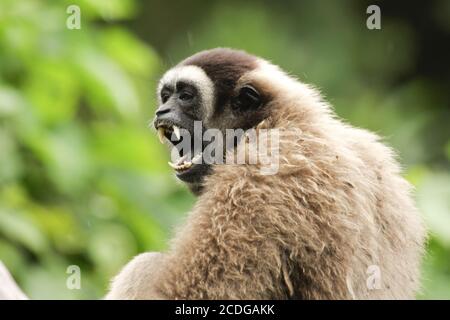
106,252,166,299
0,261,28,300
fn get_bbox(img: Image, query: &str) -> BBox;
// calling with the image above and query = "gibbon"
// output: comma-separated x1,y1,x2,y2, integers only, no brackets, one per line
107,48,426,299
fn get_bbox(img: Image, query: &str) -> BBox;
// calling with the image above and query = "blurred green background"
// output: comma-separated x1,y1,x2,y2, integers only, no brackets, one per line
0,0,449,299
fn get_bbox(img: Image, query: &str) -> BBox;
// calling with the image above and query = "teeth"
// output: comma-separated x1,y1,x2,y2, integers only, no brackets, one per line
180,161,193,170
157,127,166,143
173,126,181,140
168,160,193,171
167,161,179,169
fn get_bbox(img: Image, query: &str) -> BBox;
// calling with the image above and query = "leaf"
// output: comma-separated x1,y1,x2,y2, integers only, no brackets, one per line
24,59,79,124
0,208,48,254
87,224,137,277
100,28,160,77
0,129,22,183
417,172,450,247
72,0,136,21
24,124,92,195
28,205,86,254
73,47,140,119
90,123,168,173
0,85,25,118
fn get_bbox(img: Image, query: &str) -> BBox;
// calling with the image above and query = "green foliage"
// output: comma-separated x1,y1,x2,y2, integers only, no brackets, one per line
0,0,194,299
0,0,448,299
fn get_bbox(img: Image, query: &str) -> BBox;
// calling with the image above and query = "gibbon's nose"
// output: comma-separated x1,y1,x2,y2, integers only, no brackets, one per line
155,104,172,117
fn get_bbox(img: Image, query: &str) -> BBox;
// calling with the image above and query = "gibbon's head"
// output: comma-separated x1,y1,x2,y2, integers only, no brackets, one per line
153,48,297,193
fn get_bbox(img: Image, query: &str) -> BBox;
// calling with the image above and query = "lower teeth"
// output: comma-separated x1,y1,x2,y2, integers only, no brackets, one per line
168,160,192,171
168,153,202,171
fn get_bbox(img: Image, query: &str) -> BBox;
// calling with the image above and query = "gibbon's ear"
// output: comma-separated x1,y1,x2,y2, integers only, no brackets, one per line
232,85,262,112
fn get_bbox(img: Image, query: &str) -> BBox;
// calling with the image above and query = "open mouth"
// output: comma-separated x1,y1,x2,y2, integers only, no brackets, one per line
154,120,202,174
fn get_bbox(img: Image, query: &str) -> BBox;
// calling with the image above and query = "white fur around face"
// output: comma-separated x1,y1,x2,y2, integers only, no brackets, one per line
158,65,215,119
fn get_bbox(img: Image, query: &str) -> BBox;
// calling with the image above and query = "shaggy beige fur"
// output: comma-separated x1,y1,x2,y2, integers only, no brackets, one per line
107,55,426,300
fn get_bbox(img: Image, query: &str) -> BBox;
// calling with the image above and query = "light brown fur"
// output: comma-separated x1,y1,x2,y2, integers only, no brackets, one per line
107,54,426,300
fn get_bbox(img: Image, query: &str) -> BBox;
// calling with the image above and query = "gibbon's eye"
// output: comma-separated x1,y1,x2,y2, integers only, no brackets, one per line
161,89,171,103
179,90,194,102
232,85,261,111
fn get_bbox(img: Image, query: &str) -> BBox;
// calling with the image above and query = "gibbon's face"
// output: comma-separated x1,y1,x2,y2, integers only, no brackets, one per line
153,49,270,193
